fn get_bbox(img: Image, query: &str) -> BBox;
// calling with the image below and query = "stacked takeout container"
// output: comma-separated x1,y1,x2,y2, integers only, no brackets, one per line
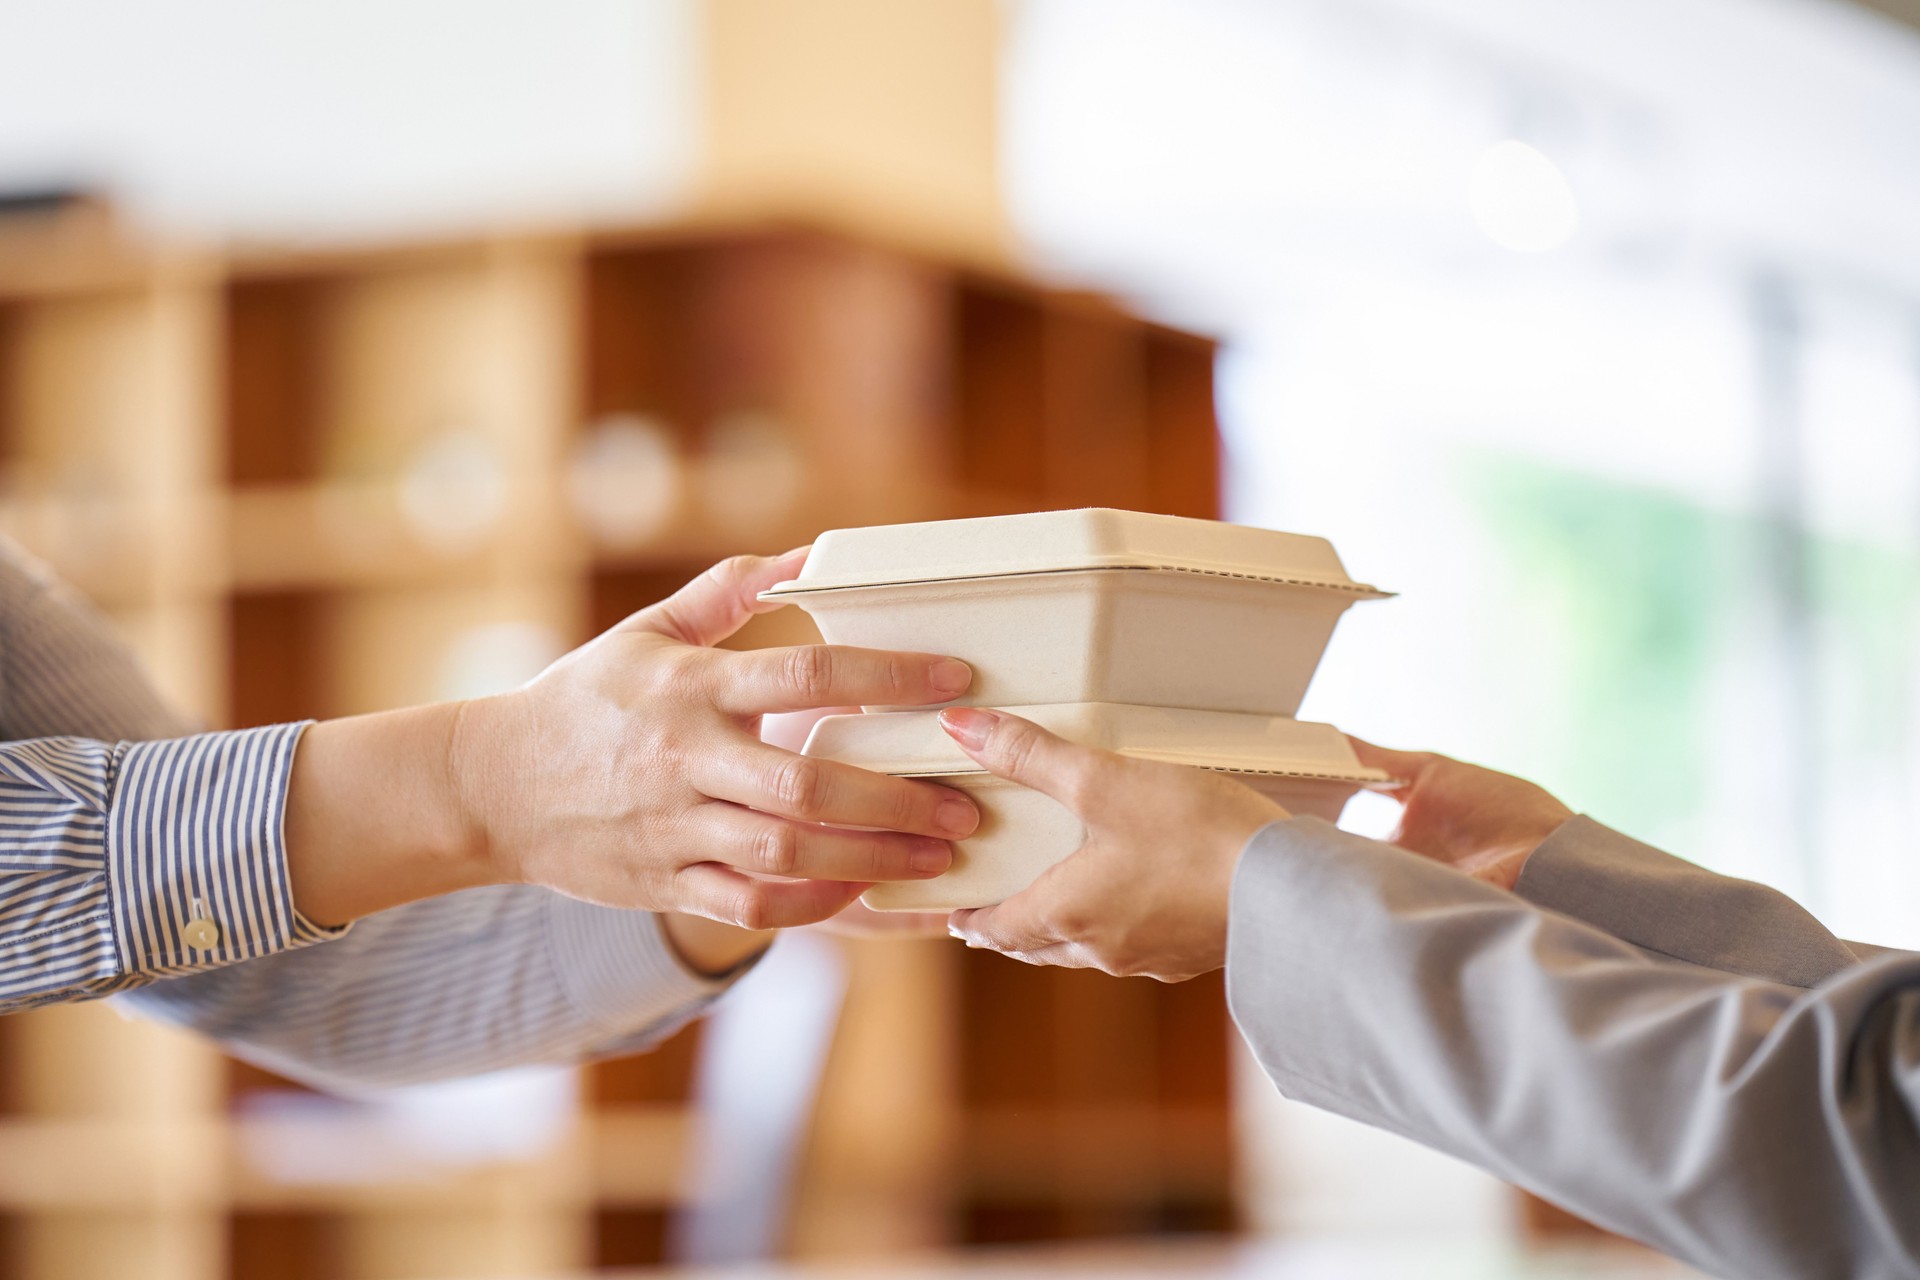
760,508,1391,911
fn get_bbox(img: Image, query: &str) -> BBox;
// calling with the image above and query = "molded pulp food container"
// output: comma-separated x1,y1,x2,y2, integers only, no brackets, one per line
802,703,1390,912
760,509,1389,717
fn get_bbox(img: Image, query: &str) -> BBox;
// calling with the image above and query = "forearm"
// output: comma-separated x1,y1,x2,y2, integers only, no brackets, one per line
1517,816,1896,984
0,539,771,1056
0,727,344,1013
1228,818,1920,1280
122,884,748,1091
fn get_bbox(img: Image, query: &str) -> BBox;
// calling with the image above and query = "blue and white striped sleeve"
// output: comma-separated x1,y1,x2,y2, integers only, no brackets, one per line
121,884,737,1094
0,725,346,1013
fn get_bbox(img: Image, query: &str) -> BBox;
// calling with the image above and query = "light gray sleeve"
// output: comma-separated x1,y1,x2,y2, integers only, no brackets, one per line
1517,816,1908,982
124,886,735,1094
0,539,741,1088
1226,817,1920,1280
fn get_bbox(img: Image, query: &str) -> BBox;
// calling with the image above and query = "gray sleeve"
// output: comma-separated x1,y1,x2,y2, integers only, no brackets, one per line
1517,816,1906,982
1226,817,1920,1280
124,885,737,1094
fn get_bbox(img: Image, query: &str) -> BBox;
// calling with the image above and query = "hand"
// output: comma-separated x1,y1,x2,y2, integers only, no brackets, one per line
288,550,980,936
938,707,1287,982
1348,739,1573,892
455,550,981,924
757,710,954,936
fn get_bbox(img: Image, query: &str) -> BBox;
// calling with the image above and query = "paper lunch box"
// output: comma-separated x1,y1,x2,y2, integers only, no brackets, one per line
801,702,1390,912
760,509,1389,717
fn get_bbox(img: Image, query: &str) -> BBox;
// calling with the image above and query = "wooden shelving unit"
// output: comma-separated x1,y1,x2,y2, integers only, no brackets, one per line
0,207,1228,1280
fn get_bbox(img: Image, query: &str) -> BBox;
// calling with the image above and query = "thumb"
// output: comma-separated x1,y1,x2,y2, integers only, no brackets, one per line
939,708,1116,814
638,548,809,647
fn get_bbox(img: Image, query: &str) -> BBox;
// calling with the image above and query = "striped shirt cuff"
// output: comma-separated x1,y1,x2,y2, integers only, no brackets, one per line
110,723,348,978
544,895,744,1042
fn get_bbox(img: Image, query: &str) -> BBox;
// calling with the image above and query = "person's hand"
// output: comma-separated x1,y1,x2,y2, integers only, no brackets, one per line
1348,740,1573,892
446,550,981,927
938,707,1287,981
753,704,954,937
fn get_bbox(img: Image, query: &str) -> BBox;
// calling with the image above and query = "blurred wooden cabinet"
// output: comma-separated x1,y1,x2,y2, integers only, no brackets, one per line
0,211,1227,1280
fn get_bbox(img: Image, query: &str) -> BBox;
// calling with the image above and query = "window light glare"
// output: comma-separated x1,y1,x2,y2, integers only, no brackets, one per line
1469,139,1579,253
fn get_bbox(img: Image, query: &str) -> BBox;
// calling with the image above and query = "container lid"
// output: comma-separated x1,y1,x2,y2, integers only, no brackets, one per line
761,508,1389,598
802,702,1393,783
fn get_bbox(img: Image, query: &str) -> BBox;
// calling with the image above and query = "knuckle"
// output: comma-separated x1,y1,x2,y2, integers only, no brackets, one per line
1042,903,1092,941
649,646,709,700
752,822,802,876
887,779,926,830
709,555,758,591
772,755,829,818
884,653,915,700
729,884,771,931
998,722,1040,775
782,646,836,703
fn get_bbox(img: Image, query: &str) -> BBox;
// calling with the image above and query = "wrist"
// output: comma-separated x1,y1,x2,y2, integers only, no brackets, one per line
660,913,774,978
1468,818,1570,893
287,704,498,927
445,691,526,886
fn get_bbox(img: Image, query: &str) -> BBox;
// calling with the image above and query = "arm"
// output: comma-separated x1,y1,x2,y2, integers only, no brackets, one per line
935,712,1920,1280
0,548,339,1012
2,544,977,1087
123,884,734,1093
0,726,341,1012
1345,741,1908,983
1229,817,1920,1280
1519,816,1908,980
0,544,738,1063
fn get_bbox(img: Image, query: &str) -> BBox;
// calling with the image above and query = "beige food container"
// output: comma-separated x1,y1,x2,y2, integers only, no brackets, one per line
760,509,1389,717
802,702,1390,912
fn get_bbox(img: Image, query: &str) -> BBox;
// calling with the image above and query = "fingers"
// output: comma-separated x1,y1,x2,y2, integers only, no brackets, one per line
674,862,870,930
938,707,1120,814
715,644,972,714
1346,737,1437,789
693,801,956,881
694,743,980,838
638,549,810,647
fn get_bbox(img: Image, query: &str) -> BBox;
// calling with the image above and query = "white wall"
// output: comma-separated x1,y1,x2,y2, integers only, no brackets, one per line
0,0,699,239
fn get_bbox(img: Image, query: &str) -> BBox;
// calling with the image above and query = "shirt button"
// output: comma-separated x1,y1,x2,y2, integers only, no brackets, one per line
183,918,221,951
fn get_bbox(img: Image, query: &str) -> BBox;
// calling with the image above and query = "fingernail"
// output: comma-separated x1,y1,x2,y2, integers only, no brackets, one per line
929,659,973,696
939,706,997,749
936,797,979,836
947,923,967,940
910,841,952,874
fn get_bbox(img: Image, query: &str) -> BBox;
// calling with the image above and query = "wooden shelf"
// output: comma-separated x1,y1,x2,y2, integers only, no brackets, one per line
0,217,1231,1280
0,1107,693,1213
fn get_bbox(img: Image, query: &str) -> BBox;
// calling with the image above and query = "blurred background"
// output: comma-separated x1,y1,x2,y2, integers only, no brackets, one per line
0,0,1916,1276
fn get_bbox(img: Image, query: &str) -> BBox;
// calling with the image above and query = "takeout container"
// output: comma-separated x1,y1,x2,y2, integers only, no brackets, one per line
760,509,1389,716
802,702,1390,912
